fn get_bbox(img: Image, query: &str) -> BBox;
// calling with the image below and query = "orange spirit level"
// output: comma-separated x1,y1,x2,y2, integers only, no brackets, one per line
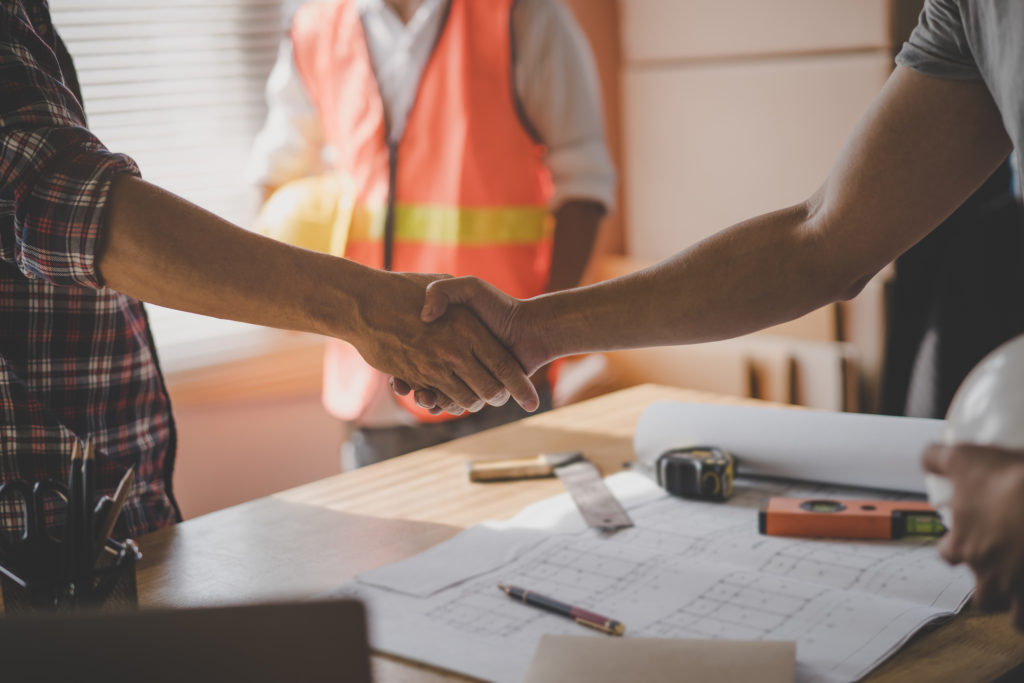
758,497,946,539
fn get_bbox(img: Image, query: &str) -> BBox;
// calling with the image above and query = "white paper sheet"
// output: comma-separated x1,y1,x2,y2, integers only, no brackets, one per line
332,472,972,683
522,636,796,683
634,402,945,493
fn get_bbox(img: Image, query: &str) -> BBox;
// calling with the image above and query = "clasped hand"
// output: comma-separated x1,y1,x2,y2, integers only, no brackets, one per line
354,273,538,415
923,443,1024,628
388,276,547,415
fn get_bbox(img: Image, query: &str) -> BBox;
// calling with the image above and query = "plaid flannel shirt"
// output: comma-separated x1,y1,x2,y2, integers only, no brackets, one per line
0,1,179,537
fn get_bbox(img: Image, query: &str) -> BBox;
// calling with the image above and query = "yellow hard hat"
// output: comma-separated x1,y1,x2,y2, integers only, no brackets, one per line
254,172,356,257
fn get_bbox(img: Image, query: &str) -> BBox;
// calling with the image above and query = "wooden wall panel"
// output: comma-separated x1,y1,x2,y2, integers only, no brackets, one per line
562,0,627,261
623,52,891,260
622,0,890,63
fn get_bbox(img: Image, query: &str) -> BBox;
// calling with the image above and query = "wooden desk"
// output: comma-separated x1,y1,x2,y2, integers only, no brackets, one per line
137,385,1024,682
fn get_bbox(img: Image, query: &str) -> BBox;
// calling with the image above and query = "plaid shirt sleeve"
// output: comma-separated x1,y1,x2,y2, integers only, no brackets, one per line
0,4,140,289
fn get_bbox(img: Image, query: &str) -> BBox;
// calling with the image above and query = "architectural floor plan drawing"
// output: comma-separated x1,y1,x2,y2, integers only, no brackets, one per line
334,473,973,683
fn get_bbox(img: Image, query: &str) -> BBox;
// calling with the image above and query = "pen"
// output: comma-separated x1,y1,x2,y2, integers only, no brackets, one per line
81,436,96,582
67,439,83,589
498,584,625,636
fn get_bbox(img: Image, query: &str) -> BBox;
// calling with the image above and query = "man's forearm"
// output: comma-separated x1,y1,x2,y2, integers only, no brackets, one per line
97,175,540,412
545,199,604,293
525,201,852,362
523,69,1014,364
99,175,368,340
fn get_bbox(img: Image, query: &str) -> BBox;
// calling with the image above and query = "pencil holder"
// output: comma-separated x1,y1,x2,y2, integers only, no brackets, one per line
0,539,141,616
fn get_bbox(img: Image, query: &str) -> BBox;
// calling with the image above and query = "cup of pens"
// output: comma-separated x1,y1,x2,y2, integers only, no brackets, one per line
0,438,140,615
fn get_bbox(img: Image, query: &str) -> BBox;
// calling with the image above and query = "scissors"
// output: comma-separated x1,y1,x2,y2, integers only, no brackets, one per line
0,479,69,576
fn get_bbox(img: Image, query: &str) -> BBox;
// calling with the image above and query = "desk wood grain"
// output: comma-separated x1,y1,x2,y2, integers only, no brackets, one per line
137,384,1024,682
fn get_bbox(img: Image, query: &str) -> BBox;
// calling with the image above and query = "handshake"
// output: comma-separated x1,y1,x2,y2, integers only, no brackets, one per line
357,272,552,417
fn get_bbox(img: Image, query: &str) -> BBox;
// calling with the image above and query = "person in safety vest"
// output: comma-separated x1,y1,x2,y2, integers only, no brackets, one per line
249,0,615,467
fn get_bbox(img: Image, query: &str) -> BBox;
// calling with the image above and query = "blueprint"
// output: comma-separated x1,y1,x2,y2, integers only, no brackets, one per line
332,472,973,683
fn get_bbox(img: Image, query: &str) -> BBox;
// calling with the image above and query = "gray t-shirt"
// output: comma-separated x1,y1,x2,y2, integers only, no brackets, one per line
896,0,1023,195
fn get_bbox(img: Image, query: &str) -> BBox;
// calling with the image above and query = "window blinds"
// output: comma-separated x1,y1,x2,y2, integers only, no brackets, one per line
48,1,314,372
49,0,289,225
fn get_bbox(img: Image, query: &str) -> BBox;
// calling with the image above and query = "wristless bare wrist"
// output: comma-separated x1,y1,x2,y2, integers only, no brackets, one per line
520,293,572,367
304,257,379,342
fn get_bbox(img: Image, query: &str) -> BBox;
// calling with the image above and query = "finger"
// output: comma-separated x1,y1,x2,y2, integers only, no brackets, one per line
413,388,437,407
421,277,490,323
413,388,438,409
398,271,453,288
921,443,952,474
416,388,460,416
390,377,413,396
1001,565,1024,620
455,310,536,410
1012,598,1024,631
938,532,964,564
429,371,485,414
974,574,1011,612
421,282,452,322
471,340,538,412
447,357,506,411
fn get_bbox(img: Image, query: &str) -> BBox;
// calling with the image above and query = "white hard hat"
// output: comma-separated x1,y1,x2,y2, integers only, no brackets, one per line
927,333,1024,527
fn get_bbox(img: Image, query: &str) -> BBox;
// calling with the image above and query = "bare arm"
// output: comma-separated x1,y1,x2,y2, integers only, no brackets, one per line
545,199,605,293
419,67,1013,373
98,175,539,413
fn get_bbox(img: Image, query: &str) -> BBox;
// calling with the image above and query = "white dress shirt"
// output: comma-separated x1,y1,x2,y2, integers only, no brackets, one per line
249,0,616,427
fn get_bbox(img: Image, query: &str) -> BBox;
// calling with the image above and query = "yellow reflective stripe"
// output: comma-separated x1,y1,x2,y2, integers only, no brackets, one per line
349,205,386,241
349,204,548,245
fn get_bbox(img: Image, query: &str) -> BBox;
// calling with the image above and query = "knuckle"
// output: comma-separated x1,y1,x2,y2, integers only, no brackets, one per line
489,356,522,381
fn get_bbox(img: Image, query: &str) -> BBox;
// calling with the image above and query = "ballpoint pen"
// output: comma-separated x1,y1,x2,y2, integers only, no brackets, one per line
498,584,626,636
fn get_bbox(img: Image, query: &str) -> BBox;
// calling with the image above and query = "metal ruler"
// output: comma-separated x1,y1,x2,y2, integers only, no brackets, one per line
552,453,634,532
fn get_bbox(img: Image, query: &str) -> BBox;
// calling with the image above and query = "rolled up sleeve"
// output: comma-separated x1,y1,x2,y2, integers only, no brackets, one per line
513,0,617,212
0,10,139,289
895,0,981,81
247,39,325,189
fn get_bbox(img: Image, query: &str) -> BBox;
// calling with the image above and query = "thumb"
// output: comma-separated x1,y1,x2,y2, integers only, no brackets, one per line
921,443,952,475
937,531,963,564
421,278,474,322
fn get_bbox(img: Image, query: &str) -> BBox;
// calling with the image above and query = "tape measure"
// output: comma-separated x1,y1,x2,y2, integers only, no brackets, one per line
552,454,634,532
759,497,946,539
654,446,736,502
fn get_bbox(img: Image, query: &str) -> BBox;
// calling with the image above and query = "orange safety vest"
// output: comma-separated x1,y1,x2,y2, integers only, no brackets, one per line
291,0,553,423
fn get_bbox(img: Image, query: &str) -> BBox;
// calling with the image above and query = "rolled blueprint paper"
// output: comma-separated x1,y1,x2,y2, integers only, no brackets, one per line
633,401,944,494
